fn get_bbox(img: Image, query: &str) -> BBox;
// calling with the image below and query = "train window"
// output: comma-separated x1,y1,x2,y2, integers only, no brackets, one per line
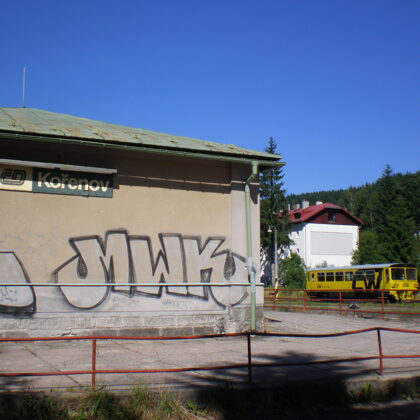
317,272,325,281
365,270,375,284
345,272,353,282
355,272,365,282
336,272,344,281
326,272,334,281
391,268,405,280
406,269,416,280
311,273,315,281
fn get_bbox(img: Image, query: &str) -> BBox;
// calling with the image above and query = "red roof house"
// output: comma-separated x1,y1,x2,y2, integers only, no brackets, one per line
287,202,363,267
289,202,363,226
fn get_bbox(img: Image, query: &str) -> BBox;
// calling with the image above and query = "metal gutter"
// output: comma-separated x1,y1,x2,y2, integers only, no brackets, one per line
0,131,284,168
244,161,286,331
245,161,259,331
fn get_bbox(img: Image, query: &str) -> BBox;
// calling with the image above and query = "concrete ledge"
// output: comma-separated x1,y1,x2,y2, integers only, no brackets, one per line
0,306,264,337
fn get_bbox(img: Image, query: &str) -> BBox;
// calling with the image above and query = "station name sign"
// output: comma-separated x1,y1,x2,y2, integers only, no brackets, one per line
0,164,113,198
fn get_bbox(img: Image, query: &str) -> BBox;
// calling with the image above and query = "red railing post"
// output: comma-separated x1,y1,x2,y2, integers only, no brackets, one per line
376,329,384,376
339,291,343,315
381,290,385,320
247,333,252,384
303,290,307,313
92,338,97,389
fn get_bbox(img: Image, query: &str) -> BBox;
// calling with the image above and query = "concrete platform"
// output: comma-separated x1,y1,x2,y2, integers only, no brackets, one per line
0,311,419,394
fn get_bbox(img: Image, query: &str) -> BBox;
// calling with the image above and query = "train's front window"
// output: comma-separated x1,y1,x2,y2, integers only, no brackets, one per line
391,268,405,280
406,269,416,280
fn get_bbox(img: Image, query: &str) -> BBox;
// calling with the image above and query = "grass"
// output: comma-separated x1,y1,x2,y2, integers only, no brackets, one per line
0,386,213,420
0,381,419,420
68,389,128,419
0,394,68,420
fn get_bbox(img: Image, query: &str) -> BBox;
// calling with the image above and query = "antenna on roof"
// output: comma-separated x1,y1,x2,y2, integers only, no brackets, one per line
22,67,26,108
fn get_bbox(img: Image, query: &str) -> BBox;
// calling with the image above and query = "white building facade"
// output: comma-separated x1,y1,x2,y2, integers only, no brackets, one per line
288,202,363,268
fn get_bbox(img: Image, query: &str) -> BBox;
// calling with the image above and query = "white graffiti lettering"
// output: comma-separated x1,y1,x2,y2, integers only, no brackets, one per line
0,252,36,313
54,230,250,309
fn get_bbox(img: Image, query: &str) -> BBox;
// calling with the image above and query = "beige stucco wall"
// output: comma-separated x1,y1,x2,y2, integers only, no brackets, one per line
0,138,263,336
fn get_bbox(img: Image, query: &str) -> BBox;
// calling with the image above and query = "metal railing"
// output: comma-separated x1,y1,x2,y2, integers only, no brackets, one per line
0,328,419,389
265,288,420,319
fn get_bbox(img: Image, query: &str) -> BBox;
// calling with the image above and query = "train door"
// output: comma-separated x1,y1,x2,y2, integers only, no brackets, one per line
352,270,365,292
364,269,378,290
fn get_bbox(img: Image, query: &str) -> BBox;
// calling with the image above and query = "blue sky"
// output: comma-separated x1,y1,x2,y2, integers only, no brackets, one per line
2,0,419,194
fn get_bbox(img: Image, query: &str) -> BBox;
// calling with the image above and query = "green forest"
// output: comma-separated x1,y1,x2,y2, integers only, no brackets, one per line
285,167,420,267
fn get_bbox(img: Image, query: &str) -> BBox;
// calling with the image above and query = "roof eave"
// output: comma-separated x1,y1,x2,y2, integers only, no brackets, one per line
0,130,284,168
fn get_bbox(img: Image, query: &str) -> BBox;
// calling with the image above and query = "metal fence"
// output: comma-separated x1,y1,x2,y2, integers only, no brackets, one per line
265,288,420,319
1,328,419,390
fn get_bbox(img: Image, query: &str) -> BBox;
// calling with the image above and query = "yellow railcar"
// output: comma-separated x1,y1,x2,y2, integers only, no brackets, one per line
306,263,418,302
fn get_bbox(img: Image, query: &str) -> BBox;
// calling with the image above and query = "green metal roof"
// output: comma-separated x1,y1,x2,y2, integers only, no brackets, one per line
0,107,281,164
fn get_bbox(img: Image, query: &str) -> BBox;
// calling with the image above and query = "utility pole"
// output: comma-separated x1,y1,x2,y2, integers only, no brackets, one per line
267,225,278,288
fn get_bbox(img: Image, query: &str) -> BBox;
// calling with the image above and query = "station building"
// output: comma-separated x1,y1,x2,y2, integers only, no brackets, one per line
0,107,282,337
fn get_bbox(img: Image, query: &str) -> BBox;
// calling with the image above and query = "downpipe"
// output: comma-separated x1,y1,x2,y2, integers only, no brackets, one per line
245,161,258,331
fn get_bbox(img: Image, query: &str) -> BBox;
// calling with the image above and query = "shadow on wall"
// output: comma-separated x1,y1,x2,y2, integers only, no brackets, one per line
116,158,233,194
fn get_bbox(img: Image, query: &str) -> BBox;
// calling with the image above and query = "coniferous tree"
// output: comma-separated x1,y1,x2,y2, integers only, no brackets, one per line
352,231,383,264
260,137,290,283
397,172,420,236
285,168,419,267
373,165,416,263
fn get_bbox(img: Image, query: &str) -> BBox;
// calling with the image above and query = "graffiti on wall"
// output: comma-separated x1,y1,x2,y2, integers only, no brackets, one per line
0,252,36,314
53,230,250,309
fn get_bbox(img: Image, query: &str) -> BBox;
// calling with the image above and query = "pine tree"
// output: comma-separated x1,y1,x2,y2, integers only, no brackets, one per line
374,165,416,263
396,172,420,236
259,137,290,283
352,230,383,264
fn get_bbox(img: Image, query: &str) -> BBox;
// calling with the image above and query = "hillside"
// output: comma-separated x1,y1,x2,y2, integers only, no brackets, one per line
285,170,420,232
